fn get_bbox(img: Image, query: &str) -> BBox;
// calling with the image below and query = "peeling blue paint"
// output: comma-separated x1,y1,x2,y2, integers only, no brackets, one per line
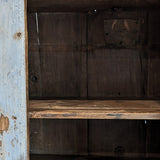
0,0,28,159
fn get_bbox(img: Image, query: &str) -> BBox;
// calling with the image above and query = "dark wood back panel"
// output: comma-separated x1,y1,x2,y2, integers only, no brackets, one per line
88,49,144,98
29,13,87,99
27,0,160,12
147,11,160,98
28,9,160,158
88,120,146,157
30,119,88,155
28,10,149,99
87,10,147,98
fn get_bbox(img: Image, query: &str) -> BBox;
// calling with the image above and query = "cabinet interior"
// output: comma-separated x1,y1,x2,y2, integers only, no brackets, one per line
27,0,160,159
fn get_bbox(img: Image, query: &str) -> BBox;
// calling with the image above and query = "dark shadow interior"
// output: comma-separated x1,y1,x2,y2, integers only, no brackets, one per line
27,0,160,159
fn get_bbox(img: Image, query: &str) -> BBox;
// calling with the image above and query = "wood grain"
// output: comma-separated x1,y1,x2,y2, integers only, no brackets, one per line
27,9,160,159
87,10,146,98
28,13,87,98
0,0,28,159
29,100,160,119
147,51,160,98
88,49,144,98
148,11,160,49
30,119,88,155
28,13,42,98
89,120,146,157
28,0,160,12
30,155,160,160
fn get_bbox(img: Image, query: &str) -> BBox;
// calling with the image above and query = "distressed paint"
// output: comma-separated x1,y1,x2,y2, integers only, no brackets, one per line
0,114,9,134
0,0,28,160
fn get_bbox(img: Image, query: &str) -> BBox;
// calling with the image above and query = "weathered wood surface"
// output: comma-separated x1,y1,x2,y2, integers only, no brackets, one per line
27,8,160,158
28,13,87,99
28,10,148,99
148,51,160,97
30,155,160,160
89,120,146,157
148,11,160,49
28,0,160,12
87,10,147,98
29,100,160,119
0,0,28,159
30,119,88,155
88,49,144,98
30,119,147,156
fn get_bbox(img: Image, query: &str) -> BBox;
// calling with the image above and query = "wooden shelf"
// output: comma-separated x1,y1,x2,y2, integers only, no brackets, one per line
29,100,160,120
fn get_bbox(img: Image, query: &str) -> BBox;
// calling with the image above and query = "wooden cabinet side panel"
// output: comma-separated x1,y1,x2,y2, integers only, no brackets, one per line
0,0,28,159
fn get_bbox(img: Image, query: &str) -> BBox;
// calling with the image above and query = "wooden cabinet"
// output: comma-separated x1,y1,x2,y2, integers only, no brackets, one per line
1,0,160,159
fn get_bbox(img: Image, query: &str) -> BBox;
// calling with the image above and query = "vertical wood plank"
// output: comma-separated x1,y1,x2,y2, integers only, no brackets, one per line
147,51,160,98
146,120,160,157
148,11,160,49
28,13,87,99
0,0,28,159
88,49,144,98
89,120,146,157
30,119,88,155
87,10,146,99
28,13,42,98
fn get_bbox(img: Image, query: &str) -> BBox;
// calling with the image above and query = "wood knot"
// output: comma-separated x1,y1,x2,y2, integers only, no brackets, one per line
12,116,17,120
14,32,22,40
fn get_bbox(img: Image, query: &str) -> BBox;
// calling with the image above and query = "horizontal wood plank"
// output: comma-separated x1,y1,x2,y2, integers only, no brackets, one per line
28,0,160,12
30,155,160,160
29,100,160,119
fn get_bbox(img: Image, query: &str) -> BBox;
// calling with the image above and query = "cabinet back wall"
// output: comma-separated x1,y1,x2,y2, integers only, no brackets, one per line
28,9,160,158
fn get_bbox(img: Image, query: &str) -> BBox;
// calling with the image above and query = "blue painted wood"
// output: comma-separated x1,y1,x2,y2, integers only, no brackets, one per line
0,0,28,159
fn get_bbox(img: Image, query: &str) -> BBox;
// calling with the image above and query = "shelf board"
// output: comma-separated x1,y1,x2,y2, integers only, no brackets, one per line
29,100,160,120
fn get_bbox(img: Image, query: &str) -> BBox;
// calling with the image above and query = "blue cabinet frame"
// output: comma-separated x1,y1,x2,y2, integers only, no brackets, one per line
0,0,29,159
